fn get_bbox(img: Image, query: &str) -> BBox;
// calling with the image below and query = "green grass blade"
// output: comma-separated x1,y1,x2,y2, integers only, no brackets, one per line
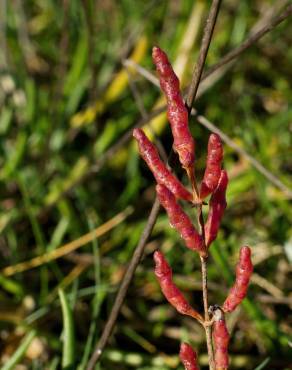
77,215,104,370
48,356,60,370
0,273,24,297
254,357,271,370
58,288,75,369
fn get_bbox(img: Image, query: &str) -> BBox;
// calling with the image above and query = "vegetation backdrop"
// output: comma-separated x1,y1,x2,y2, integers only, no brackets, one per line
0,1,291,369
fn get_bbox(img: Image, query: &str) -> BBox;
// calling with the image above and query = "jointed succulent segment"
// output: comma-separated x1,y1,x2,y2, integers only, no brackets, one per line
213,309,230,370
133,128,193,201
156,184,205,256
200,133,223,199
204,170,228,247
179,342,200,370
152,46,195,171
223,246,253,313
154,251,203,322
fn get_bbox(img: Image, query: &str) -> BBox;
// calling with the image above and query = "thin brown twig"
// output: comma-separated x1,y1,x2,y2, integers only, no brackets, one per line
86,197,160,369
187,4,222,359
87,2,222,368
201,256,215,370
186,0,221,111
124,59,160,87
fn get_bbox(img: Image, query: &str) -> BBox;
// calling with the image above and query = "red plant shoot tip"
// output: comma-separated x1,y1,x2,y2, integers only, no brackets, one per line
154,251,203,322
156,184,206,256
200,133,223,199
179,342,200,370
152,46,195,170
133,46,255,370
222,246,253,313
204,170,228,247
133,128,192,202
213,309,230,370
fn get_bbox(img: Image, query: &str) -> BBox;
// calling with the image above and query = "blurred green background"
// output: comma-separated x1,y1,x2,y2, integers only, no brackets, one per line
0,0,291,369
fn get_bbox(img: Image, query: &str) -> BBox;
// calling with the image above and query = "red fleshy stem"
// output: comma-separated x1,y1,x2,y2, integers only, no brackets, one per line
204,170,228,247
133,128,192,201
200,133,223,199
156,184,206,257
222,246,253,313
213,309,230,370
152,46,195,171
179,342,200,370
154,251,203,322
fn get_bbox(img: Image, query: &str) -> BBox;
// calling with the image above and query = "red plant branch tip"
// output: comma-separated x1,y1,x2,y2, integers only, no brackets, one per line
156,184,206,256
132,45,254,370
133,128,192,202
200,133,223,199
204,170,228,247
213,309,230,370
223,246,253,313
152,46,195,170
179,342,200,370
154,251,203,322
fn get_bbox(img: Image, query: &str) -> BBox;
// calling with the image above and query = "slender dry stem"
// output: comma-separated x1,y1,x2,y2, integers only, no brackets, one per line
186,0,221,110
186,167,200,203
86,198,160,370
197,196,214,369
186,1,222,367
201,256,215,370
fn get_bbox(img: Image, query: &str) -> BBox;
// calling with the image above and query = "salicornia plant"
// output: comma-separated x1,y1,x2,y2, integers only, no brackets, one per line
133,47,253,370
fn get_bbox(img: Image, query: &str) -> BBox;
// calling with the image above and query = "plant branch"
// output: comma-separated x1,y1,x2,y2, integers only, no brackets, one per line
186,0,221,110
184,7,222,364
191,150,213,368
81,6,292,366
201,256,215,370
198,201,214,370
